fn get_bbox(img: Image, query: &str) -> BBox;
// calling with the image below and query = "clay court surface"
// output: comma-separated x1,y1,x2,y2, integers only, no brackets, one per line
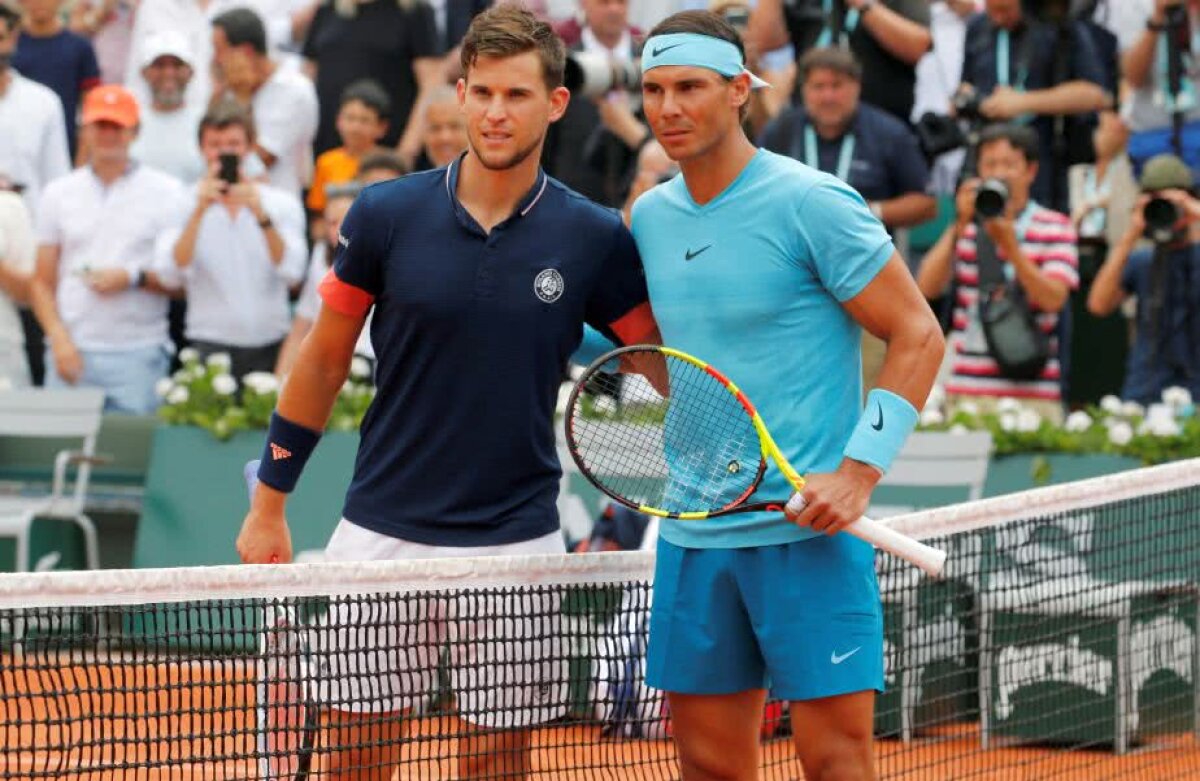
3,656,1198,780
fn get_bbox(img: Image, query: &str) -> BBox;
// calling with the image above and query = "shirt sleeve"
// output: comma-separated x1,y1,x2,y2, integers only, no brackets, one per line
40,102,72,193
793,178,894,302
584,220,653,345
269,192,309,285
0,194,36,274
256,78,318,170
1068,21,1108,88
889,0,931,26
887,123,931,197
409,2,441,60
79,38,101,91
34,181,64,247
301,6,325,60
320,188,382,317
1121,247,1151,295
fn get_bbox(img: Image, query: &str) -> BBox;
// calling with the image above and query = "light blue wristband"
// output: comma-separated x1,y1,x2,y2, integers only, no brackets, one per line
843,388,919,473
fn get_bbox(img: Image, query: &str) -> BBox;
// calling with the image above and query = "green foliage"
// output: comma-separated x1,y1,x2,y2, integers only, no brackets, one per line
157,349,375,440
917,390,1200,466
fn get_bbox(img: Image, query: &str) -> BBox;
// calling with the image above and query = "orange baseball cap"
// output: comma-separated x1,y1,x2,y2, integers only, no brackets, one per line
82,85,140,128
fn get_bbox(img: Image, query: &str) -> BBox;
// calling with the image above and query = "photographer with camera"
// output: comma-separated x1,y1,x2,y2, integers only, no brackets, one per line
545,0,648,207
1087,154,1200,403
917,123,1079,421
1118,1,1200,178
748,0,932,124
956,0,1110,212
161,100,306,380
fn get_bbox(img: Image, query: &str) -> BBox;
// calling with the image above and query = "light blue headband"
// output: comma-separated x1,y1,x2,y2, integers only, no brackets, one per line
641,33,770,89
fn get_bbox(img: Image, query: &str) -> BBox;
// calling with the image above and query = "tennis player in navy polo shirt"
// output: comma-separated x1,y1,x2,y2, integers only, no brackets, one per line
236,6,657,778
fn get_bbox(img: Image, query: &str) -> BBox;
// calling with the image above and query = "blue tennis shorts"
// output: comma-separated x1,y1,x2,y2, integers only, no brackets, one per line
646,533,884,701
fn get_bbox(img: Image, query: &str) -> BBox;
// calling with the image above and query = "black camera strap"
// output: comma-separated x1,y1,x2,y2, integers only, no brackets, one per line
974,227,1007,295
1145,242,1174,365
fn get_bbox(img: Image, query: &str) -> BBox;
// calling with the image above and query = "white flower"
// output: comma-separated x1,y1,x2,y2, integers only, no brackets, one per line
1163,386,1193,409
154,378,174,399
166,386,190,405
242,371,280,395
1016,408,1042,433
1064,411,1093,432
1147,416,1182,438
341,379,354,394
1107,421,1133,446
999,411,1017,432
212,374,237,396
958,401,980,417
206,352,232,371
350,356,372,380
1120,401,1145,418
996,397,1022,414
919,408,944,427
1145,403,1175,424
178,347,200,365
1099,395,1122,414
949,423,969,435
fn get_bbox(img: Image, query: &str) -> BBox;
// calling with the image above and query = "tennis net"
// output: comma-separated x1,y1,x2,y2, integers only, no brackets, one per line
1,459,1198,779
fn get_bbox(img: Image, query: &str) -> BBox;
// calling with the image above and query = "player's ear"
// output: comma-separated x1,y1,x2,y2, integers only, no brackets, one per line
548,85,571,123
729,73,752,113
456,78,467,108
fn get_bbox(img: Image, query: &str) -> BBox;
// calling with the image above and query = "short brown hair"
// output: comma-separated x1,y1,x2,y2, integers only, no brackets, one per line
799,47,862,84
197,98,256,144
459,5,566,90
647,11,750,121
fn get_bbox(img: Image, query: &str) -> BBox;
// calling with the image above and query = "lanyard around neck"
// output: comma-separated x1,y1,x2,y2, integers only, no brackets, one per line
804,124,856,183
1155,19,1199,112
815,0,860,48
995,28,1027,91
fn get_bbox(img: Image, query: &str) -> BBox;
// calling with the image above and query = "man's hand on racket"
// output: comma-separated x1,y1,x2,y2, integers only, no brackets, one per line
784,459,881,535
237,486,294,564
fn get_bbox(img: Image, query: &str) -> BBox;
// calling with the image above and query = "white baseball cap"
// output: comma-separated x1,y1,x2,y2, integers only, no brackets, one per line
140,30,195,70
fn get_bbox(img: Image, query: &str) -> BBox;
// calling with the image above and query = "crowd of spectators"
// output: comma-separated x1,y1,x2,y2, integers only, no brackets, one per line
0,0,1197,418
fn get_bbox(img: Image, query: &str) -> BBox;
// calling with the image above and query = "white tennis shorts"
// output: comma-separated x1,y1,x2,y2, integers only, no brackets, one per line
314,519,568,728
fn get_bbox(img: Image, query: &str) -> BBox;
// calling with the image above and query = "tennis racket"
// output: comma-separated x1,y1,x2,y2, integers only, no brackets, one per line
245,461,318,780
564,346,947,577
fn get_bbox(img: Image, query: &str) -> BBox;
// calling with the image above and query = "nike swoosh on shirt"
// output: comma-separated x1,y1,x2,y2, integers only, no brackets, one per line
831,647,861,665
685,245,712,261
651,43,684,57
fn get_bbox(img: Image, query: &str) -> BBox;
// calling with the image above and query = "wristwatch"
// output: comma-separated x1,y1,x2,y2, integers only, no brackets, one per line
258,215,274,230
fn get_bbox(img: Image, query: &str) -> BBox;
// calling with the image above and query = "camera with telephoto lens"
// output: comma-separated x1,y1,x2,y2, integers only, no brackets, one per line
564,52,641,99
1143,196,1181,244
953,85,986,123
975,178,1009,220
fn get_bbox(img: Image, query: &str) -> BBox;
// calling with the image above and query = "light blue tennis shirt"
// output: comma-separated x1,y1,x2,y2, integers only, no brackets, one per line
631,149,894,549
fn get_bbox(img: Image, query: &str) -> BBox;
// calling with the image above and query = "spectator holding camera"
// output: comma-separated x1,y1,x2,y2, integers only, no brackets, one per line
31,85,184,413
0,3,70,210
956,0,1110,212
917,123,1079,421
1116,0,1200,178
761,46,936,231
161,100,306,380
1087,154,1200,403
747,0,932,124
546,0,649,207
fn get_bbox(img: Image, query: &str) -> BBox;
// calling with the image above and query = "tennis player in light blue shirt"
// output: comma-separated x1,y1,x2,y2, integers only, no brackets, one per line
630,11,944,781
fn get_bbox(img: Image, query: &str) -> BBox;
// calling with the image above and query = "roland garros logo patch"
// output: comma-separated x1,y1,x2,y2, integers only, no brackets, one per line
534,268,564,303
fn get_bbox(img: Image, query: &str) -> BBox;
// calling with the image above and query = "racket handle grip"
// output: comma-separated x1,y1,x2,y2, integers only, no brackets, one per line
848,516,947,578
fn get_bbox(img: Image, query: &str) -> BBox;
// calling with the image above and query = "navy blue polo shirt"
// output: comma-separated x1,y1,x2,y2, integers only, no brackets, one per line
1120,244,1200,405
320,159,653,545
758,103,929,204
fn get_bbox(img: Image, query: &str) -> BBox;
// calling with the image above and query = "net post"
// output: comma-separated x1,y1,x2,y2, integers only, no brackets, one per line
1115,607,1131,756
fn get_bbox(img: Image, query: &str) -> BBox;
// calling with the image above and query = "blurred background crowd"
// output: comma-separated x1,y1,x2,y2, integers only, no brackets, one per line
0,0,1196,424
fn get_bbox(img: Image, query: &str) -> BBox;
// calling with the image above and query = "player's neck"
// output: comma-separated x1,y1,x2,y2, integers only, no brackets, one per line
457,149,541,232
678,131,757,206
24,17,62,37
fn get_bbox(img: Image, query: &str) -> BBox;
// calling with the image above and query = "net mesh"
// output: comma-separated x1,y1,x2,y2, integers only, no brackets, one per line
2,460,1199,779
568,351,765,513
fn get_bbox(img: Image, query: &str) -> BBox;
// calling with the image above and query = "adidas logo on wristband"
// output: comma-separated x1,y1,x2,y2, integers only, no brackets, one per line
270,443,293,461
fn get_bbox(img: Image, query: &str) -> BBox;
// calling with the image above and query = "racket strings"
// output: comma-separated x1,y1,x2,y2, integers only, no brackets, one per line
569,352,763,514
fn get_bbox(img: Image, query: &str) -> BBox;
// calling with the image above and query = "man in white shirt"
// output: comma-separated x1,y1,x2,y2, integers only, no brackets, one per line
30,85,185,414
0,3,70,211
129,30,206,183
211,7,318,196
160,100,306,381
124,0,317,109
0,188,34,386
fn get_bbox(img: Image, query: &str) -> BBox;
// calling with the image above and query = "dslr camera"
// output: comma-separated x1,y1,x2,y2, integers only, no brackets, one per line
975,178,1010,220
565,53,641,99
1143,195,1182,244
